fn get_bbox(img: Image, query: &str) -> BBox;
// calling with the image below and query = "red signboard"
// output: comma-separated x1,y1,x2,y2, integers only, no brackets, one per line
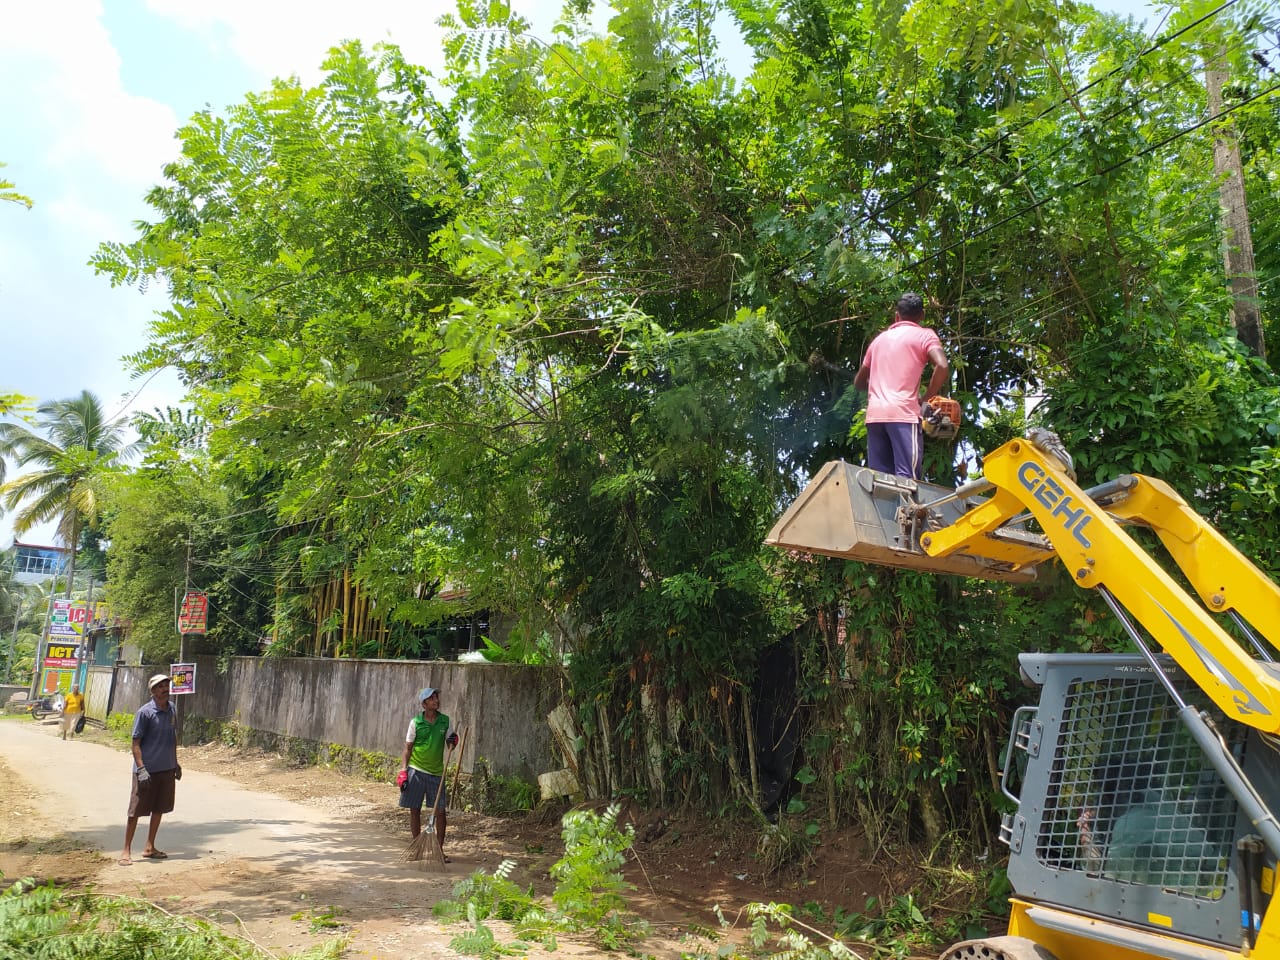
177,591,209,634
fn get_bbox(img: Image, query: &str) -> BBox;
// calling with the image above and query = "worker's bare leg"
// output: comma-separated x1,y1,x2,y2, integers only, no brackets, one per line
141,813,164,856
409,807,421,838
122,816,140,862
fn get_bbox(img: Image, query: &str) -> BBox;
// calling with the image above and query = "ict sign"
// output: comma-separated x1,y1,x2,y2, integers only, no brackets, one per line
49,599,90,639
43,642,80,668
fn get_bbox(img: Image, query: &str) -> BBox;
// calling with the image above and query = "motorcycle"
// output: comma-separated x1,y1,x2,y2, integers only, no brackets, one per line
24,694,64,719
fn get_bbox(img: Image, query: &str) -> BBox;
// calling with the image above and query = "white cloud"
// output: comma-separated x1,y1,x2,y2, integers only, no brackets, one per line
144,0,447,84
2,1,182,190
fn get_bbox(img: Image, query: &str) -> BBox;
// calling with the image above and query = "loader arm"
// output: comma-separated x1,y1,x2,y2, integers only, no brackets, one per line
768,432,1280,960
1101,473,1280,653
921,438,1280,734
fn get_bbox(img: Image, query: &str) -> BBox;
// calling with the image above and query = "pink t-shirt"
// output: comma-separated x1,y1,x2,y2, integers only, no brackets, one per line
863,320,942,423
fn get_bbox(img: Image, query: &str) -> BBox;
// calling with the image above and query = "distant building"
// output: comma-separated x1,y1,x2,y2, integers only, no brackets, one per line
10,541,69,585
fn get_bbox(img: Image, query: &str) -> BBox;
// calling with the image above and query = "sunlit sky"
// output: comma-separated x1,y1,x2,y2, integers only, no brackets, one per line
0,0,1160,548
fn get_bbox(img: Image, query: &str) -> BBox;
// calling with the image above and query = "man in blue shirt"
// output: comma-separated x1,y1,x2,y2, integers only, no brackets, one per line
119,674,182,865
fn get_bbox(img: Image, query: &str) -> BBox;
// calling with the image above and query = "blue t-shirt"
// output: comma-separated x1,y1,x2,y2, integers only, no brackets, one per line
132,699,178,773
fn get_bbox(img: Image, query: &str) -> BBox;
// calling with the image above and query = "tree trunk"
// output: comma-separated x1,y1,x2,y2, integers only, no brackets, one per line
1206,51,1265,359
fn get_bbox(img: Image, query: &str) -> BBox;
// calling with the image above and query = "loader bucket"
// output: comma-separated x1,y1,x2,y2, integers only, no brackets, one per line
765,460,1038,583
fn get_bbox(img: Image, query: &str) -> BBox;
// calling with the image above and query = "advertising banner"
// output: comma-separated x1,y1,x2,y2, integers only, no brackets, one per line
49,599,90,639
169,662,196,695
43,641,80,669
177,591,208,634
39,667,77,695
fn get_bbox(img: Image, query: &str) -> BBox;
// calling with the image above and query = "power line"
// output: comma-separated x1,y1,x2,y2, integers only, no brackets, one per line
894,77,1280,279
865,0,1243,228
703,1,1265,329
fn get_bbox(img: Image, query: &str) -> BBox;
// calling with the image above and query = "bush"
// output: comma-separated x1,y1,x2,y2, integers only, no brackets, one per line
463,758,536,816
105,712,133,743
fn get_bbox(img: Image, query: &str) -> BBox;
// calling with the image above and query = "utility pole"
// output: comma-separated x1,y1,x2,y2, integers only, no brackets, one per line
1206,46,1266,359
71,575,93,692
5,596,21,684
28,581,57,700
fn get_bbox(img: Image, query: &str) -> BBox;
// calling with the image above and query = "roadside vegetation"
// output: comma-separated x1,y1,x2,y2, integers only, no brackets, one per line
0,875,345,960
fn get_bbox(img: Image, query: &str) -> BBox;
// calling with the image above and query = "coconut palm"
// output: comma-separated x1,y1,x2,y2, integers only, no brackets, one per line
0,390,133,596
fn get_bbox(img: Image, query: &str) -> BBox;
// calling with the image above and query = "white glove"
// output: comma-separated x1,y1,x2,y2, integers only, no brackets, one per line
136,766,150,783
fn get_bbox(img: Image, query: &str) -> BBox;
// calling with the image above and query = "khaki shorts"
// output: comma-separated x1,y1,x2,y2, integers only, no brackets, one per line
128,769,176,817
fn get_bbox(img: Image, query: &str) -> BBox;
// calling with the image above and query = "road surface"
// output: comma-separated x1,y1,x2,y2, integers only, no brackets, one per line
0,716,486,958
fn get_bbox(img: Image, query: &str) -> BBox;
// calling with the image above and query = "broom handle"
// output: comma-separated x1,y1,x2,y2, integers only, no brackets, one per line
429,739,453,817
449,727,468,803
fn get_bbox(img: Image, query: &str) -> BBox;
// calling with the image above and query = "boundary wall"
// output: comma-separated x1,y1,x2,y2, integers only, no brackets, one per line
113,656,556,781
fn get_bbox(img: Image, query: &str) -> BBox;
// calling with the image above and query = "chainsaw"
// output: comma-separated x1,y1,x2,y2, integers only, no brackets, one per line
921,396,961,441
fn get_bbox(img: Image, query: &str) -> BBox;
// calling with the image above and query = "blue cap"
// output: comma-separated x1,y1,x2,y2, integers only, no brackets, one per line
419,687,439,702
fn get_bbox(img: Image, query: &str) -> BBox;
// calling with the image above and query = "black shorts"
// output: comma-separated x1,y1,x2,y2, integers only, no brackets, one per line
128,769,176,817
398,769,447,811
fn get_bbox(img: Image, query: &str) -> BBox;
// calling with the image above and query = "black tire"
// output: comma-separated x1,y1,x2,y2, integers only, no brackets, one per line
940,937,1059,960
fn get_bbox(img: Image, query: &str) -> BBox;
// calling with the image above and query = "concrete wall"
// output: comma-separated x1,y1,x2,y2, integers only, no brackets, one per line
115,657,556,781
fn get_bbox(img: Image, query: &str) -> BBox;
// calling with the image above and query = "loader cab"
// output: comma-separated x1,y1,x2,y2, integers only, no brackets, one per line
995,653,1274,957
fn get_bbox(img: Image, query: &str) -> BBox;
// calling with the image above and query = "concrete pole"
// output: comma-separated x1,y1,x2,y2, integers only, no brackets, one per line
71,576,93,691
27,582,57,700
5,597,21,684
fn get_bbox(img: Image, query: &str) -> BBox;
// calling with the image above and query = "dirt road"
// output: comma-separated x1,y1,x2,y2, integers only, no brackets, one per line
0,716,709,959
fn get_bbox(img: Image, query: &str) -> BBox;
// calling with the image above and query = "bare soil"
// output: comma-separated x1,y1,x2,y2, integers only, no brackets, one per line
0,719,966,958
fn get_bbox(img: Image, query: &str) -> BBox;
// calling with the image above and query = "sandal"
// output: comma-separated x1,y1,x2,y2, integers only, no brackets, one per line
142,850,168,859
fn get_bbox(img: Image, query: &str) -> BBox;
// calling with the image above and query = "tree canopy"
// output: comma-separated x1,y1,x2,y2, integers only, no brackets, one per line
90,0,1280,830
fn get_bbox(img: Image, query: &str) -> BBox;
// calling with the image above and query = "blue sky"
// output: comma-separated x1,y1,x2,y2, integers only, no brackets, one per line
0,0,1158,547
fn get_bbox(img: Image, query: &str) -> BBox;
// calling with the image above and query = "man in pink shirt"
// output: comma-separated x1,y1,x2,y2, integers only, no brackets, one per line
853,292,949,479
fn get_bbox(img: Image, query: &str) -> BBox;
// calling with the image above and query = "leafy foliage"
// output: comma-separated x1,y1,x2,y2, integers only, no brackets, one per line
436,805,643,952
0,162,31,209
0,877,345,959
86,0,1280,847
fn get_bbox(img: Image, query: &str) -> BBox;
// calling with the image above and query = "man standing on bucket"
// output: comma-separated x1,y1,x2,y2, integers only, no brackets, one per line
120,674,181,865
853,292,949,479
399,687,459,860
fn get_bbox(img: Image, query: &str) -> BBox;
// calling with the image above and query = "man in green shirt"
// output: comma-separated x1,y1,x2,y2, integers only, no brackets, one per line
398,687,459,859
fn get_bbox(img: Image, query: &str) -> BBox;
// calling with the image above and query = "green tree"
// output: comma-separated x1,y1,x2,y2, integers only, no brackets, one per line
0,161,32,209
0,391,133,598
89,0,1280,837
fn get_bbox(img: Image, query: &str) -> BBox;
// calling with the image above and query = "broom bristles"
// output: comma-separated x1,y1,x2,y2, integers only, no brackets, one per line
403,830,432,861
404,823,446,867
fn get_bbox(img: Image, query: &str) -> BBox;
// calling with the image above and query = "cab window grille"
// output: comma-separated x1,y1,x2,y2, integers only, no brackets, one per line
1033,674,1240,899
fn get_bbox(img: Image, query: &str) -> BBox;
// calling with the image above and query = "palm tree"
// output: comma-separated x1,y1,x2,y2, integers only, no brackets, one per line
0,390,133,597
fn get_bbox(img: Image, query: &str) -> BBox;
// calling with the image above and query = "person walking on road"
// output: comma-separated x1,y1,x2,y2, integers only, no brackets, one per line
120,674,182,865
853,292,949,479
398,687,458,861
61,684,85,740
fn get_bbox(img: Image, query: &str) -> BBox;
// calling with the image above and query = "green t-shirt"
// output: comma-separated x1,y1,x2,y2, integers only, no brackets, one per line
407,711,451,775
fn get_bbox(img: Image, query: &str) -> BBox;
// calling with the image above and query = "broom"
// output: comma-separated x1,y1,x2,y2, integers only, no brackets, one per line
404,735,458,867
